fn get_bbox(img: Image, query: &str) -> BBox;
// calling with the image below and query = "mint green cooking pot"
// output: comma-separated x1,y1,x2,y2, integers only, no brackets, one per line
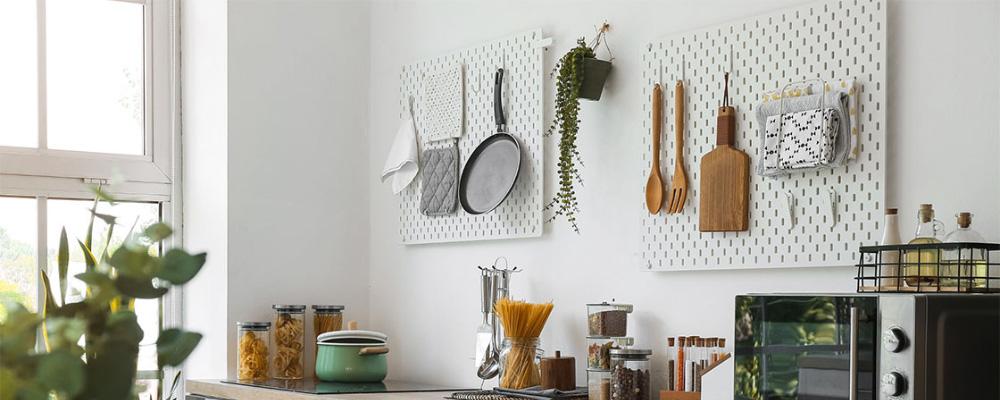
315,330,389,383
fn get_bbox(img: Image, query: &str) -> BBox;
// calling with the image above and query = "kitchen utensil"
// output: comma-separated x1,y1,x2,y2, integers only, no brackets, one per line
540,351,576,391
316,330,389,383
419,144,459,216
699,73,749,232
645,83,665,214
478,269,502,380
475,270,494,368
459,69,522,215
667,80,688,214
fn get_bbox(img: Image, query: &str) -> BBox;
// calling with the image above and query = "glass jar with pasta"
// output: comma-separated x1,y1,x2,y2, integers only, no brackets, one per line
312,305,344,356
237,322,271,381
272,305,306,380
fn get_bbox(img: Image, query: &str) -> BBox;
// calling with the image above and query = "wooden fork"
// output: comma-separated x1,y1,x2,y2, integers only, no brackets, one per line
667,80,688,214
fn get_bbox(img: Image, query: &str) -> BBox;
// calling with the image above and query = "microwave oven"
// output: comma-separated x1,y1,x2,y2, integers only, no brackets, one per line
734,294,999,400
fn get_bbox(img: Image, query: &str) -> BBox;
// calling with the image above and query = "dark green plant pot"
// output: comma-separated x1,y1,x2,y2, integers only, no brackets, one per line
580,57,612,101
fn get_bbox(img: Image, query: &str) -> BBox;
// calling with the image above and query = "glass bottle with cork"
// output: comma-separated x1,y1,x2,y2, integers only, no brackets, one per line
904,204,944,287
942,212,988,288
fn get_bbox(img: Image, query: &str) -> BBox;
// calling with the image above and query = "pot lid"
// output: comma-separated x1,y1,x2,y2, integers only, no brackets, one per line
317,330,388,345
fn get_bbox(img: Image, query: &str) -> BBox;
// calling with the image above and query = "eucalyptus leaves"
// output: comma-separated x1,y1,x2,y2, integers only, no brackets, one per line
0,188,204,400
546,25,612,233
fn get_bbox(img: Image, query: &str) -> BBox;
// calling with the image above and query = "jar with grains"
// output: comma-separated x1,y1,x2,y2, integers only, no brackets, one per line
272,305,306,379
236,322,271,381
609,348,651,400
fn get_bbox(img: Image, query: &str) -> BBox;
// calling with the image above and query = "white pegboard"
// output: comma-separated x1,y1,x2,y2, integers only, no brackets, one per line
400,30,544,244
640,0,887,270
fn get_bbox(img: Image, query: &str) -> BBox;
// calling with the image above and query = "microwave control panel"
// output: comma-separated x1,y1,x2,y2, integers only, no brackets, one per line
878,296,916,400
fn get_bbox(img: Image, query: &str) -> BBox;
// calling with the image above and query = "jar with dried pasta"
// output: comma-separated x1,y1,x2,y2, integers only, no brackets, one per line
236,322,271,381
272,305,306,379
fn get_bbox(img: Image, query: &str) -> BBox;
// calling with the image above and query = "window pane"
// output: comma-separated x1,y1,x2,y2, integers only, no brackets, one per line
46,0,144,155
47,199,160,367
0,197,38,321
0,1,38,148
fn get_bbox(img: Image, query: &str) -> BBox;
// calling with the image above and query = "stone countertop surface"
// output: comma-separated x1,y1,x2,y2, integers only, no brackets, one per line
186,380,462,400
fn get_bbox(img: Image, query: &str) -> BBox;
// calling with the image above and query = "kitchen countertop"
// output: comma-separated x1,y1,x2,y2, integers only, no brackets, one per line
186,380,459,400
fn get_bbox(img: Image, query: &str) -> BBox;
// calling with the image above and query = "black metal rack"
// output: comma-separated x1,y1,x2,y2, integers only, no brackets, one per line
856,242,1000,293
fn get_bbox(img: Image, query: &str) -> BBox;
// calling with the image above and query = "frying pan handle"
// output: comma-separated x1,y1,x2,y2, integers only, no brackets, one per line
494,68,506,131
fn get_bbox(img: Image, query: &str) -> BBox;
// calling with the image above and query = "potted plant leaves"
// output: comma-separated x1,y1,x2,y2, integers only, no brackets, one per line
547,23,613,232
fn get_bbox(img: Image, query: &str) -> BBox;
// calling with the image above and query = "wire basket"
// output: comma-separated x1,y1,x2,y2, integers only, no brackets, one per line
856,242,1000,293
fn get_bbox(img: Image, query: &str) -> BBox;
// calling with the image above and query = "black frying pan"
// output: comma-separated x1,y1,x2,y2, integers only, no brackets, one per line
459,68,522,215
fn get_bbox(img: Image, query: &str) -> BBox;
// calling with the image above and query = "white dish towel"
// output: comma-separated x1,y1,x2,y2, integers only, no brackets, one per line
381,113,419,194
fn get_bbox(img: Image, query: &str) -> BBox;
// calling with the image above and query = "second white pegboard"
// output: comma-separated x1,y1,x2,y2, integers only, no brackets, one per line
641,0,887,270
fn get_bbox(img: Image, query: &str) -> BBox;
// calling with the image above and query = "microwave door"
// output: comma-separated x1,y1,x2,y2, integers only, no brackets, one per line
735,295,877,400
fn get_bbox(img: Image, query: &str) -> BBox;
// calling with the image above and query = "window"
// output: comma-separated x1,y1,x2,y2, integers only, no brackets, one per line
0,1,179,399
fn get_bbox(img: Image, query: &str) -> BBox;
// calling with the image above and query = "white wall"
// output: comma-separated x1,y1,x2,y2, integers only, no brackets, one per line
366,0,1000,389
182,0,372,378
180,0,228,380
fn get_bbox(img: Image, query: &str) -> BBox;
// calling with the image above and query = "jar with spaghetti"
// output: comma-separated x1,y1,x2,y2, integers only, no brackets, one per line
272,305,306,379
499,337,543,389
236,322,271,381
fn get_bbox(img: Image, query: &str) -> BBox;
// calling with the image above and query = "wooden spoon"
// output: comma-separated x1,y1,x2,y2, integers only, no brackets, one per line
645,83,665,214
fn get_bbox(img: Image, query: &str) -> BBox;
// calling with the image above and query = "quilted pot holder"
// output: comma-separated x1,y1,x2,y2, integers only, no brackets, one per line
419,144,459,216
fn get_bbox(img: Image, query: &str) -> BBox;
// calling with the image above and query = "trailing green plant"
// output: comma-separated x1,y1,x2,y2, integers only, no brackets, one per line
546,25,611,232
0,187,205,400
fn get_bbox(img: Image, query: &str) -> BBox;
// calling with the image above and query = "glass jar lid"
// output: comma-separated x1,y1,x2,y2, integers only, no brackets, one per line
273,304,306,313
312,305,345,312
237,321,271,330
609,348,652,359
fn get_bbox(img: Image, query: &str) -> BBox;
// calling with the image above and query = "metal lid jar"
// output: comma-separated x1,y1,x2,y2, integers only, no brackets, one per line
236,322,271,381
272,305,306,379
587,302,633,337
609,348,651,400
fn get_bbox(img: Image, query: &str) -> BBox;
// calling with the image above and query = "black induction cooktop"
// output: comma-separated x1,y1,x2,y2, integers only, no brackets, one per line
223,378,469,395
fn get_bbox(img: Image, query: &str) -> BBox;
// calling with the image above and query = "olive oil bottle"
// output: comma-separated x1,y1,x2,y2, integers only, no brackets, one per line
904,204,944,287
942,212,988,289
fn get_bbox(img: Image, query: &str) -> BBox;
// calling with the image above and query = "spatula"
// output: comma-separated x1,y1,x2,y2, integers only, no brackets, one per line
645,83,665,214
667,80,688,214
699,73,750,231
474,270,493,368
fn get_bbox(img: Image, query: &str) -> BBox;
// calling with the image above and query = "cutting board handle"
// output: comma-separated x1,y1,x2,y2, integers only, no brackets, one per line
717,106,736,146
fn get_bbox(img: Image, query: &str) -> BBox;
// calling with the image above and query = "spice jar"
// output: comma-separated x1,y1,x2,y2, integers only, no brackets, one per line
587,302,633,337
272,305,306,379
236,322,271,381
499,337,543,389
609,348,651,400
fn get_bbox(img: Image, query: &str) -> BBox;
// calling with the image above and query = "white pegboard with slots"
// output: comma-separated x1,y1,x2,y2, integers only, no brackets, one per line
399,30,545,244
640,0,887,270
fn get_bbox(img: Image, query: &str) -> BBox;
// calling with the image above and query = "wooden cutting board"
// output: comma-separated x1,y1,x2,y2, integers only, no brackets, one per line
699,106,749,232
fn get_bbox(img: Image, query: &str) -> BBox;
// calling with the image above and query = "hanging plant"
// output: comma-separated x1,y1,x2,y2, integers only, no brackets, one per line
546,23,613,232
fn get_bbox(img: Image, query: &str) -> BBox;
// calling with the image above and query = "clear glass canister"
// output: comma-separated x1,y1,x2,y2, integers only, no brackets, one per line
312,305,344,359
587,302,633,337
587,369,611,400
236,322,271,381
609,348,651,400
587,336,634,370
272,305,306,379
499,337,543,389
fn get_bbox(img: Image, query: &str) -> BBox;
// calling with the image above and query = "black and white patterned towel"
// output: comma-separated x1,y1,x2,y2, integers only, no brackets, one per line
764,108,841,171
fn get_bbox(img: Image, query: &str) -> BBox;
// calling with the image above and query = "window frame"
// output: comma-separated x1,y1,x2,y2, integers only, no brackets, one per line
0,0,183,395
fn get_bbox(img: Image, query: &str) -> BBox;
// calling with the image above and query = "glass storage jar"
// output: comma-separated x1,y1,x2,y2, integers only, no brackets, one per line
587,302,633,337
272,305,306,379
587,368,611,400
312,305,344,359
499,337,543,389
609,348,651,400
587,336,634,370
236,322,271,381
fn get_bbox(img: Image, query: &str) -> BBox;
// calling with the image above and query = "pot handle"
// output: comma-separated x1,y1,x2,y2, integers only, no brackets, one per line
358,346,389,356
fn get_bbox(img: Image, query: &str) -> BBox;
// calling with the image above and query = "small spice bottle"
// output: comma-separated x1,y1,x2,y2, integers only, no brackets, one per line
272,305,306,379
236,322,271,381
609,348,651,400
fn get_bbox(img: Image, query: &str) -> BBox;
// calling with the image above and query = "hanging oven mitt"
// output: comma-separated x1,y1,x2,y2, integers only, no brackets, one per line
381,112,420,194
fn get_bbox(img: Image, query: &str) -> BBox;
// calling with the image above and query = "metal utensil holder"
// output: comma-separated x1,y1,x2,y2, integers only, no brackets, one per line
856,242,1000,293
477,258,521,378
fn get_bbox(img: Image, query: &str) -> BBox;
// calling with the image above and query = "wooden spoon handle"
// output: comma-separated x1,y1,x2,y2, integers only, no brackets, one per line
652,83,663,169
675,80,684,162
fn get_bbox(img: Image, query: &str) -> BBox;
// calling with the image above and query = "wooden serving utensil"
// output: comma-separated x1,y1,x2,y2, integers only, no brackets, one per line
699,73,749,231
646,83,665,214
667,80,689,214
